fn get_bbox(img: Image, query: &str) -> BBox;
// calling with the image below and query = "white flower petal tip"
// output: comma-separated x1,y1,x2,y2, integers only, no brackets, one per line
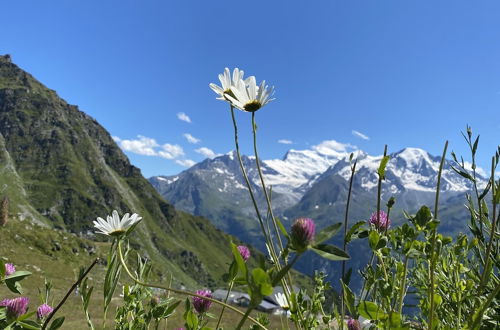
209,68,246,105
93,210,142,237
228,76,275,112
274,292,289,310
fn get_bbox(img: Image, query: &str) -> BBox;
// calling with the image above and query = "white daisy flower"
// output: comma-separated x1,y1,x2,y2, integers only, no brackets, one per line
93,210,142,237
226,76,275,112
274,292,289,310
209,67,248,102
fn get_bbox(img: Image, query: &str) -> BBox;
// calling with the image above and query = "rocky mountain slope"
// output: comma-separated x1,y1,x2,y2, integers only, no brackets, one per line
0,54,244,289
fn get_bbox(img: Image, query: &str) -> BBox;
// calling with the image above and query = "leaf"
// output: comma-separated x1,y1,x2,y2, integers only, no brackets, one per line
251,268,273,296
345,221,366,243
315,222,342,244
4,270,32,294
275,217,290,240
184,309,198,329
478,181,491,201
357,300,387,321
343,268,352,286
341,280,356,316
17,320,40,330
311,244,350,261
414,206,432,228
230,242,248,282
450,166,475,182
369,230,380,250
5,270,32,281
162,300,181,318
48,317,66,330
472,136,480,156
377,156,390,179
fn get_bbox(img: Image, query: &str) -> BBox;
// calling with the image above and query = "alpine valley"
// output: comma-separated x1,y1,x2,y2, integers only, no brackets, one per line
150,141,487,289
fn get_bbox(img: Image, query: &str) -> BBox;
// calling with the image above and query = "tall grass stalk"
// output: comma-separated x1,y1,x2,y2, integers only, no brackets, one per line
477,157,499,293
340,156,357,329
42,258,100,330
428,140,448,330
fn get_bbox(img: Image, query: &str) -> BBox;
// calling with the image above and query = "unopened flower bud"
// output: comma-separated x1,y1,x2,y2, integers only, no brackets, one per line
291,218,315,253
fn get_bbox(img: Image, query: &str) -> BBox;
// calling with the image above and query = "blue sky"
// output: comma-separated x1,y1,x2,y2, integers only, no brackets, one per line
2,1,500,178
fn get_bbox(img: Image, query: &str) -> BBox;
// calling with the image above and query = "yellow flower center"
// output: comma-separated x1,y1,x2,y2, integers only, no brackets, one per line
109,229,126,237
243,100,262,112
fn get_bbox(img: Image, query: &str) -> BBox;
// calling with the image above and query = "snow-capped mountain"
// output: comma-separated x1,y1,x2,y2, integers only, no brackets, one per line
150,145,484,225
149,144,486,289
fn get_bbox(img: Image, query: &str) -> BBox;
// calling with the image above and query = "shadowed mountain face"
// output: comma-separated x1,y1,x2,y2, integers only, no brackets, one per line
0,54,244,288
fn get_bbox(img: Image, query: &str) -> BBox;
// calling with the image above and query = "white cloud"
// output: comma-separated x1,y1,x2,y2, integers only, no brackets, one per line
195,147,219,159
158,144,185,159
117,135,159,156
183,133,201,144
176,159,196,167
352,130,370,141
177,112,192,123
278,139,293,144
112,136,121,142
313,140,357,156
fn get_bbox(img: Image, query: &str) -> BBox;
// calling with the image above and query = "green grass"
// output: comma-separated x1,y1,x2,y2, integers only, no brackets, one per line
0,219,299,329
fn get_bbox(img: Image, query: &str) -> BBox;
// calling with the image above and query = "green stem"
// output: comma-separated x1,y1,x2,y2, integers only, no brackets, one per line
250,112,299,326
42,258,100,330
478,157,499,293
251,112,285,256
341,158,357,330
376,146,388,225
360,252,376,302
116,240,267,330
215,279,235,329
235,306,254,330
229,106,274,259
397,256,409,315
429,140,448,330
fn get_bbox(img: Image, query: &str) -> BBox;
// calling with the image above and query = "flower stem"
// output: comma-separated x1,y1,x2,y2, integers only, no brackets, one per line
215,279,235,329
229,106,274,258
428,140,448,330
341,157,357,330
42,258,100,330
235,306,254,330
116,240,267,329
250,112,298,324
251,112,285,259
397,255,409,315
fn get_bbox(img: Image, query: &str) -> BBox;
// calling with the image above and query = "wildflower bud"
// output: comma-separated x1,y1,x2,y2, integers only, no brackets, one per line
0,196,8,226
237,245,251,262
347,318,361,330
291,218,315,253
386,197,395,209
36,303,53,320
0,297,29,318
192,289,212,314
4,263,15,276
368,210,390,231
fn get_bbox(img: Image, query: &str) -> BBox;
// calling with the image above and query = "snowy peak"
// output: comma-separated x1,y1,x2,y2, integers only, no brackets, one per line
324,147,482,193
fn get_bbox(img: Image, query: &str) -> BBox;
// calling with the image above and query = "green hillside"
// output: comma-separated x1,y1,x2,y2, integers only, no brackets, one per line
0,54,249,289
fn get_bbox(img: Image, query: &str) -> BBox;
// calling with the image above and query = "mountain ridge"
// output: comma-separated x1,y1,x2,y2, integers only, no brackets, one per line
0,54,246,289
